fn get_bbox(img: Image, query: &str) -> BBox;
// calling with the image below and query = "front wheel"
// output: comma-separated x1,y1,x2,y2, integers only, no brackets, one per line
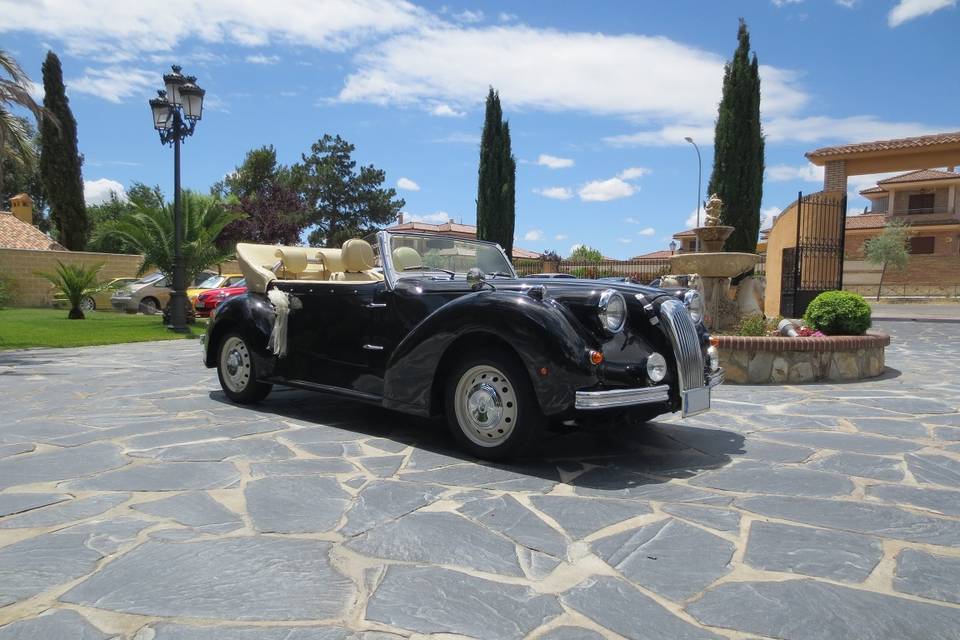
79,296,96,312
445,348,544,460
217,332,272,404
139,297,159,315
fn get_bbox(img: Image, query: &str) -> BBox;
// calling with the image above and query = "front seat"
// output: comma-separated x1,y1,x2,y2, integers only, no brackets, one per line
392,246,423,271
333,239,379,281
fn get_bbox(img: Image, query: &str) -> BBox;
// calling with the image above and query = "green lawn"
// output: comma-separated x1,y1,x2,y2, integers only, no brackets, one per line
0,308,204,350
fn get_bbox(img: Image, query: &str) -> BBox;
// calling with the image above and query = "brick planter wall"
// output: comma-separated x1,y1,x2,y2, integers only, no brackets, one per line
716,331,890,384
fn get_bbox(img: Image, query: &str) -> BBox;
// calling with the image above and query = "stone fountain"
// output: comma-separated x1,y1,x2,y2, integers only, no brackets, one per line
669,194,759,330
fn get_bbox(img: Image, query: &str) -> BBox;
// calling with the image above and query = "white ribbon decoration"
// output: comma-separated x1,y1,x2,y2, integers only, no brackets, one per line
267,288,300,357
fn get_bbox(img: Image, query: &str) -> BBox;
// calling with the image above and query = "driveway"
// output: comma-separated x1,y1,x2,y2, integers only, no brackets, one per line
0,322,958,639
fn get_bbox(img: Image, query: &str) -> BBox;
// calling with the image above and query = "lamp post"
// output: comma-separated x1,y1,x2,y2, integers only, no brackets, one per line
684,136,702,253
149,65,205,333
669,240,677,255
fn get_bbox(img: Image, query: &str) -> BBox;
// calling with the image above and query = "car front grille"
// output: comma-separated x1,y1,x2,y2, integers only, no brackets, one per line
658,299,705,392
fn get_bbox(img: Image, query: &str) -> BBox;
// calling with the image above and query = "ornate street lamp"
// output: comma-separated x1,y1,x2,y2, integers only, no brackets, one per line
669,240,678,255
149,65,205,332
684,136,702,253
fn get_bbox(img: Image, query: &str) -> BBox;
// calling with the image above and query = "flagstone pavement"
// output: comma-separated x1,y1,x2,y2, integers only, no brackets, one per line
0,321,958,639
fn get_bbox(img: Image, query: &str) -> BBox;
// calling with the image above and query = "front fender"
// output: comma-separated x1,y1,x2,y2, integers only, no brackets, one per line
203,293,275,373
383,290,599,416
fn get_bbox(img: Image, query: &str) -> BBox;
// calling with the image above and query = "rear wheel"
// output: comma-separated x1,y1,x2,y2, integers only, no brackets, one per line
444,348,544,460
79,296,96,312
217,332,272,403
139,297,159,315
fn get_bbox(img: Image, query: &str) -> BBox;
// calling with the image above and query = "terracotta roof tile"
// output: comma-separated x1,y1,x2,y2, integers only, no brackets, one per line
672,228,697,238
806,131,960,160
0,212,67,250
845,213,888,230
859,186,886,195
877,168,960,184
630,250,673,260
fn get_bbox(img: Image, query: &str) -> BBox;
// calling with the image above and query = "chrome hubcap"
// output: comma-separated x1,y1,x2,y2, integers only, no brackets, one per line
220,336,251,393
454,365,517,447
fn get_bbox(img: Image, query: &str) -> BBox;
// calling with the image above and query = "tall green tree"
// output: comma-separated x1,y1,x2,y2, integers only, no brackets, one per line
86,182,164,253
0,117,50,230
293,134,405,248
92,191,242,284
1,48,50,203
476,88,516,259
40,51,88,250
706,19,764,253
863,220,910,300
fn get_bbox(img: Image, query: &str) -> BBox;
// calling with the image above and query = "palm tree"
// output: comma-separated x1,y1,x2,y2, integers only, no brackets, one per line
38,261,104,320
0,49,51,197
92,191,243,285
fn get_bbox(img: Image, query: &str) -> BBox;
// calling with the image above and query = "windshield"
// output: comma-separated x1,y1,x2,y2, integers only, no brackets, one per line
197,275,226,289
386,233,515,279
224,275,245,287
133,272,164,285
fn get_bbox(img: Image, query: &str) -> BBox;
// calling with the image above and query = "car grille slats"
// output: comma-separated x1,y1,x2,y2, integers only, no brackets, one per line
658,299,705,392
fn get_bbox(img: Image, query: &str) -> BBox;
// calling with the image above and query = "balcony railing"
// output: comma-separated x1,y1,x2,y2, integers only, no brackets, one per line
869,206,956,216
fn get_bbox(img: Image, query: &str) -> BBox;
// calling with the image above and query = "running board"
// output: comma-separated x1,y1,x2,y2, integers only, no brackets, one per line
267,378,384,405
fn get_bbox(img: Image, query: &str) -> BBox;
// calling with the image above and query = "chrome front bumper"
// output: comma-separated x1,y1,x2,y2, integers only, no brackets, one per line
575,368,724,410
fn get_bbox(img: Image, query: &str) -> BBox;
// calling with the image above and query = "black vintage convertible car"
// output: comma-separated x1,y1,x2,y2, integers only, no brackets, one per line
203,232,723,459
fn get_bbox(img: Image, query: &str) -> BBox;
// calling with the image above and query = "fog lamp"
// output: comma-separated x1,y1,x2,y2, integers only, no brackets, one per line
646,352,667,382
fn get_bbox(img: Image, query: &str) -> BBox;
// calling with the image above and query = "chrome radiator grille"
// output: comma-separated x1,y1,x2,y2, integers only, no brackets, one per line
659,299,705,392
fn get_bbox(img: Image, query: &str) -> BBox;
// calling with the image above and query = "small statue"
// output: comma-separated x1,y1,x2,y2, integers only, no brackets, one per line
704,194,723,227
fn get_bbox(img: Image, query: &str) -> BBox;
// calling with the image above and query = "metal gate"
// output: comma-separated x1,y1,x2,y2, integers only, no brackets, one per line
779,191,847,318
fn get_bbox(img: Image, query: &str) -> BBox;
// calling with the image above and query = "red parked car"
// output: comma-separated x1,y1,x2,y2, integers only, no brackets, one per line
194,279,247,318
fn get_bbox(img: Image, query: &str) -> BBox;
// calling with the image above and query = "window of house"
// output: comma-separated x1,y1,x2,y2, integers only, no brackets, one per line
909,236,935,254
907,193,935,213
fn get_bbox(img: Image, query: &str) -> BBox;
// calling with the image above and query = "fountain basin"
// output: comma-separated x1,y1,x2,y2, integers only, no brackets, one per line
669,252,758,278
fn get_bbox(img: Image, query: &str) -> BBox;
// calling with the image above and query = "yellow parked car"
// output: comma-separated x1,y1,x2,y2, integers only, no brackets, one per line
186,273,245,303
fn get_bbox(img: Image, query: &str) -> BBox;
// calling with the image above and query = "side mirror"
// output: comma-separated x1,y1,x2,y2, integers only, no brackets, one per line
466,267,485,290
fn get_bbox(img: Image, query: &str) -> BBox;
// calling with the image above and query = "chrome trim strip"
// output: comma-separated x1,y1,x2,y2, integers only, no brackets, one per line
365,302,387,308
575,385,670,410
659,299,705,392
280,379,382,403
708,369,725,388
362,344,384,351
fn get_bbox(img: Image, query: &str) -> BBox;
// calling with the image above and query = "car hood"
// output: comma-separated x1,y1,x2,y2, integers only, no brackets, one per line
199,286,247,299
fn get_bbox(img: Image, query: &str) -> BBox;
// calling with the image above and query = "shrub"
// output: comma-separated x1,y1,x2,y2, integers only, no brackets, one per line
737,314,767,336
0,273,14,308
803,291,872,336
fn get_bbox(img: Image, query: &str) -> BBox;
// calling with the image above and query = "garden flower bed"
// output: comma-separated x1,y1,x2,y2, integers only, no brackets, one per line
715,331,890,384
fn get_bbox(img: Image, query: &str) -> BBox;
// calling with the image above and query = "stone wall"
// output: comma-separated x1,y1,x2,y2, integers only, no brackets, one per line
717,332,889,384
0,248,144,307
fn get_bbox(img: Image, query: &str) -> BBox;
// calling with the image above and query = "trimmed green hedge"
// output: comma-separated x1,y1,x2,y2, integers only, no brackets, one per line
803,291,872,336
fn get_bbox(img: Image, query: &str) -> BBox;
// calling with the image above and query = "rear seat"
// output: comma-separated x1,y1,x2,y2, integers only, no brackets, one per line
330,239,380,281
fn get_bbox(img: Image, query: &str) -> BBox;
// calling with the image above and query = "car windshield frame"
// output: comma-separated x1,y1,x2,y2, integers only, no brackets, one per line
197,275,226,289
132,272,164,286
377,231,516,289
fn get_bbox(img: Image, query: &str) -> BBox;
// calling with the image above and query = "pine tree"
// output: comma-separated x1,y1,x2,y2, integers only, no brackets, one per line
476,88,516,259
39,51,88,250
706,19,764,253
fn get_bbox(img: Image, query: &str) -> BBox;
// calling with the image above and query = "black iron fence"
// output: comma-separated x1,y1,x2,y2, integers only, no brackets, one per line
512,253,766,282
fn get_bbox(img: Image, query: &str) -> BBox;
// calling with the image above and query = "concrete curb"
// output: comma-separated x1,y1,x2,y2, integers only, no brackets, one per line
872,316,960,324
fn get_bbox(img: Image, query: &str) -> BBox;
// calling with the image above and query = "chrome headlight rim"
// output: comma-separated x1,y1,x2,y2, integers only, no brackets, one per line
646,352,667,383
683,289,703,323
598,289,627,334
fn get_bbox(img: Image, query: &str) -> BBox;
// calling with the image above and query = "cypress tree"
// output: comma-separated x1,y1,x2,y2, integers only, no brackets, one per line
476,87,516,259
707,19,764,253
40,51,88,250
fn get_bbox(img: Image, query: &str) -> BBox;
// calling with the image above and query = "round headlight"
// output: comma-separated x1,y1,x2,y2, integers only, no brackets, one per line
707,345,720,372
646,352,667,382
683,289,703,323
598,289,626,334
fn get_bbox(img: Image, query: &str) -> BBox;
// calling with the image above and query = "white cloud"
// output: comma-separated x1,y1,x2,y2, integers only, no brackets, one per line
338,26,805,123
618,238,632,244
27,80,44,102
431,131,477,144
569,243,584,254
888,0,955,26
835,0,858,7
453,9,484,23
761,206,782,230
771,0,803,5
524,229,544,241
767,163,824,182
84,178,127,205
534,186,574,200
0,0,426,60
624,216,639,224
618,166,650,180
605,124,715,147
67,67,155,103
396,177,420,191
637,227,655,236
579,177,636,202
245,54,280,64
537,154,574,169
498,12,518,22
763,115,948,144
430,103,465,117
685,209,700,228
555,233,568,240
402,211,452,224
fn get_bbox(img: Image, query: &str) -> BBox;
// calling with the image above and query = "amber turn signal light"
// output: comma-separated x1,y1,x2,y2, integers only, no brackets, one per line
589,350,604,365
709,336,720,348
538,367,549,377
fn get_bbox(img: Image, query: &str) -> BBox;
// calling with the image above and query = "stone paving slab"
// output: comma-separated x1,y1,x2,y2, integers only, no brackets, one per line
0,321,959,639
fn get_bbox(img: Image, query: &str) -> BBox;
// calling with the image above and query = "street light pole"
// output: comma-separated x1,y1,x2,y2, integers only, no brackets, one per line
684,136,702,253
148,65,205,333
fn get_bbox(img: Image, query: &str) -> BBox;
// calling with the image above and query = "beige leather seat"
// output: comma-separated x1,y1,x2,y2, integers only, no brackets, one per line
332,239,380,281
392,246,423,271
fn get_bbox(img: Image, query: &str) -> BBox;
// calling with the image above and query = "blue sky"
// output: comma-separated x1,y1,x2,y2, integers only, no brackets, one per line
2,0,957,258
